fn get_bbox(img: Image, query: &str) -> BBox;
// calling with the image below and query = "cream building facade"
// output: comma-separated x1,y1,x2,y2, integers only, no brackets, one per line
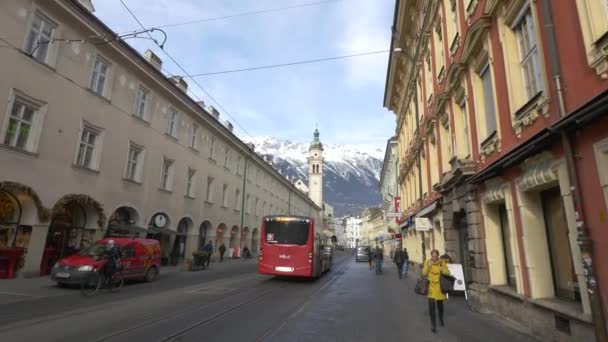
0,0,321,277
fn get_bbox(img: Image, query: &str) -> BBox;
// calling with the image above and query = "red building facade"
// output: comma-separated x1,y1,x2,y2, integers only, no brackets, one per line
385,0,608,340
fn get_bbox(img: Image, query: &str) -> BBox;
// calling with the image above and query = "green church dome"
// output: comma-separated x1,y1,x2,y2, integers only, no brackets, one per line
309,128,324,151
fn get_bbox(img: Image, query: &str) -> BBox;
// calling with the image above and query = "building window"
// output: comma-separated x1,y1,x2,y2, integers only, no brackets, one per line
224,147,230,168
186,168,196,197
246,194,251,213
125,143,143,182
77,127,98,169
460,99,471,157
209,136,216,160
24,13,55,63
90,56,110,96
237,156,243,175
3,98,36,151
541,188,580,302
206,176,214,202
235,188,241,210
160,158,174,191
499,204,517,288
134,86,148,119
255,198,259,216
222,184,228,207
166,107,177,137
190,123,198,149
480,64,497,137
515,8,542,100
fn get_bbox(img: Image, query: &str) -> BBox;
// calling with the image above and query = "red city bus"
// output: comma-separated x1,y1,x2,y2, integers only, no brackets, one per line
258,215,332,278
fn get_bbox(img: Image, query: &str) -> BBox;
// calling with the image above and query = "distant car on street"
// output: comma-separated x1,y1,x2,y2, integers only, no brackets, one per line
355,246,370,262
51,237,161,286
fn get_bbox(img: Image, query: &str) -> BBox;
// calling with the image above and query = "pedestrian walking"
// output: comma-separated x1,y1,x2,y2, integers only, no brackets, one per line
204,241,213,268
402,248,410,277
367,247,373,270
422,249,451,333
374,247,384,275
219,243,226,262
393,248,404,279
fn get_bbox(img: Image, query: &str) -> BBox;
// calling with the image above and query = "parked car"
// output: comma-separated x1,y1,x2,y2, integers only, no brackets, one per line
355,246,370,262
51,238,161,286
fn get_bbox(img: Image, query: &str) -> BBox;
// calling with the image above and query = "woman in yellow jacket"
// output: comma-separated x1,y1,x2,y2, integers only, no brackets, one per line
422,249,451,333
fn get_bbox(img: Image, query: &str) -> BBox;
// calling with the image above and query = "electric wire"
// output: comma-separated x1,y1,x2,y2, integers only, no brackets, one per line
187,50,389,77
118,0,253,138
118,0,346,33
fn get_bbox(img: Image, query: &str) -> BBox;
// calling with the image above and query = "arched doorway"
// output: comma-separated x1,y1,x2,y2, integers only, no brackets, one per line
106,206,141,237
0,182,48,278
229,225,239,248
251,228,259,253
241,227,250,249
170,218,192,265
47,194,105,259
215,223,226,253
147,212,171,265
199,220,211,250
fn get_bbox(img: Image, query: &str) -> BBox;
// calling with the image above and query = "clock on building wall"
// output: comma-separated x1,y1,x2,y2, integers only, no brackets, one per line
153,214,167,228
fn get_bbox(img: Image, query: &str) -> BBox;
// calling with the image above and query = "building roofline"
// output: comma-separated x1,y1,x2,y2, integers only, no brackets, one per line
383,0,400,108
379,136,398,188
63,0,322,211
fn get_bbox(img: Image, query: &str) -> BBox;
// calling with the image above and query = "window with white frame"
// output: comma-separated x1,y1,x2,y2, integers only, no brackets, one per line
76,126,99,169
515,7,542,100
222,184,228,207
237,156,243,175
206,176,214,202
134,86,148,119
480,63,497,137
224,147,230,168
125,143,144,182
209,136,216,160
160,158,174,191
24,13,55,63
3,96,39,151
235,188,241,210
90,56,110,96
190,123,198,149
166,107,177,137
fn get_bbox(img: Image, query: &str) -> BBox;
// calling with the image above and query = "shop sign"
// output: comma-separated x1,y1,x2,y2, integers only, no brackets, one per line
415,217,432,231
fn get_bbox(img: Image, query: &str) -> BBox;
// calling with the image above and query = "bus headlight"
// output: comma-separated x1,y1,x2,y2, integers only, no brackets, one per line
78,265,93,272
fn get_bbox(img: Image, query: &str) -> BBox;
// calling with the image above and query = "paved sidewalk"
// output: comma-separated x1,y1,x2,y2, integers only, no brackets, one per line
269,260,538,342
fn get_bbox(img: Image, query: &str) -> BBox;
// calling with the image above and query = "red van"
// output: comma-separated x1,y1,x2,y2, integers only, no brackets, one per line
51,238,161,286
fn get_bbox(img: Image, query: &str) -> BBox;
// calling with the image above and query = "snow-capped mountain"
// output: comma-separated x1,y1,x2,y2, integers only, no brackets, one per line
242,136,385,216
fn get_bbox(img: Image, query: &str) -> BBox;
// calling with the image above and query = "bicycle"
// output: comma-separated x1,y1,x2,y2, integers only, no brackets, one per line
80,263,125,296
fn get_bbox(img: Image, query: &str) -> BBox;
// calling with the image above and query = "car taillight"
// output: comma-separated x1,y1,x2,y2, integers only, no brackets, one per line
259,249,263,260
308,252,312,263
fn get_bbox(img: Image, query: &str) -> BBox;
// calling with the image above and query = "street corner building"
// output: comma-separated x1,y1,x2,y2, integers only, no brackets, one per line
383,0,608,341
0,0,322,279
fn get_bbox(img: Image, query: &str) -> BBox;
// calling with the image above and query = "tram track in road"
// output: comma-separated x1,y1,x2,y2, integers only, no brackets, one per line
92,277,288,342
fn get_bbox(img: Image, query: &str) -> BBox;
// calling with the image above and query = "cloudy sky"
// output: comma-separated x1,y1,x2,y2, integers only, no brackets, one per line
93,0,396,146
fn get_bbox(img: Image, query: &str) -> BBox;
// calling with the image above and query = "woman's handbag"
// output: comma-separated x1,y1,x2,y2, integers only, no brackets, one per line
414,276,429,295
440,274,456,293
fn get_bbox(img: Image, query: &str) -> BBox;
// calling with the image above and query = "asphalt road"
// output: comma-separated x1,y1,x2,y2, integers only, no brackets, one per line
0,252,537,342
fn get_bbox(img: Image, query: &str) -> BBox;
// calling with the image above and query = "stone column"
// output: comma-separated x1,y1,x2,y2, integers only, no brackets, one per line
21,224,49,278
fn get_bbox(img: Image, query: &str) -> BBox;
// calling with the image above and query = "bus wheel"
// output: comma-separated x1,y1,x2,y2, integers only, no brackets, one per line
145,266,158,282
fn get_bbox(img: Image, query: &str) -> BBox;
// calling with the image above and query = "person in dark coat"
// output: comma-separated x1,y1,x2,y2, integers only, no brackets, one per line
203,241,213,268
374,247,384,275
403,248,410,277
393,248,405,279
219,243,226,262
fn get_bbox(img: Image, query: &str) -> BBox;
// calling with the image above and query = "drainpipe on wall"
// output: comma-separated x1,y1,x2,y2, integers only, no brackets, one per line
540,1,607,340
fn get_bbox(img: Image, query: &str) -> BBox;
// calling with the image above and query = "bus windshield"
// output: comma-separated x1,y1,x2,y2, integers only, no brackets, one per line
265,220,309,245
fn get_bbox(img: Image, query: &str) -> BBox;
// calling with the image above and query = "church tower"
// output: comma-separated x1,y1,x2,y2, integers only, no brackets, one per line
308,128,324,208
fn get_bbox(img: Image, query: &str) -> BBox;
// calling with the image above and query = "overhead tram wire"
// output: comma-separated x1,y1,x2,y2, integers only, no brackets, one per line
118,0,253,138
117,0,346,33
187,50,390,77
